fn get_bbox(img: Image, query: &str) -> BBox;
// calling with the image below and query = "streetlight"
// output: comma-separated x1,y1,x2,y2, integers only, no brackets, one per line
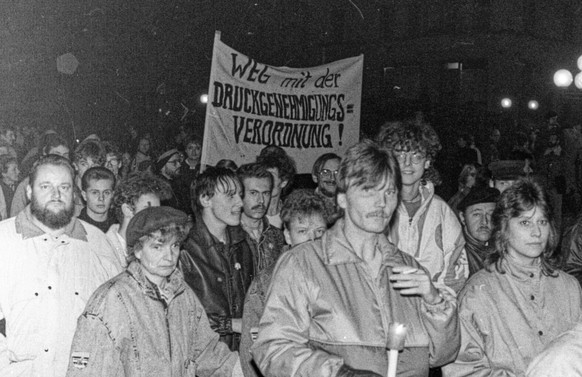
528,100,539,110
554,69,573,88
501,98,512,108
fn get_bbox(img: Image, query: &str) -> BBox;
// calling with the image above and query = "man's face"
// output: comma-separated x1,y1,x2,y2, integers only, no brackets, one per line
138,138,150,154
105,153,120,176
266,167,287,198
314,158,340,197
162,154,183,178
3,162,19,184
135,232,180,285
494,179,516,193
203,178,243,227
394,149,430,187
242,177,272,220
338,177,398,235
75,157,98,180
28,164,75,230
185,142,201,162
284,212,327,246
461,202,496,243
82,179,114,217
48,145,70,160
491,130,501,143
1,130,16,145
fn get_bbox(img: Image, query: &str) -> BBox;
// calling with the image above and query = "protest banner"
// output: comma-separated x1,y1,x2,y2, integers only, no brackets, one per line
201,31,363,173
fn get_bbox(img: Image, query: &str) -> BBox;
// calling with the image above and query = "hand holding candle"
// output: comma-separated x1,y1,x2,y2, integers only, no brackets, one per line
387,323,407,377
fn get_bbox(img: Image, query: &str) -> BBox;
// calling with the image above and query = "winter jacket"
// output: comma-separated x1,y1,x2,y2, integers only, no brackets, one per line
526,322,582,377
65,262,242,377
387,180,468,293
0,206,121,377
180,220,255,351
251,219,460,377
242,217,285,273
442,256,582,377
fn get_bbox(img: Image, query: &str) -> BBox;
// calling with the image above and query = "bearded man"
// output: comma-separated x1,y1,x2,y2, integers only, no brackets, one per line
0,155,121,377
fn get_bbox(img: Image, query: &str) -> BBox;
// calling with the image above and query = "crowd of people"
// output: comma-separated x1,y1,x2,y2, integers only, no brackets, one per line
1,112,582,377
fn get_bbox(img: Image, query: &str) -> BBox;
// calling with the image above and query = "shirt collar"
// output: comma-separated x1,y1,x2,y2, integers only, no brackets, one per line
322,218,400,266
15,205,88,241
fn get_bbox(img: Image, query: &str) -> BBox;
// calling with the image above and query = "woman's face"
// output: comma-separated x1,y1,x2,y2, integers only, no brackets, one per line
465,168,477,188
505,205,550,266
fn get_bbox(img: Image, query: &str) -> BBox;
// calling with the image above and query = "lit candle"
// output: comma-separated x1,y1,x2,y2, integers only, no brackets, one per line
387,323,407,377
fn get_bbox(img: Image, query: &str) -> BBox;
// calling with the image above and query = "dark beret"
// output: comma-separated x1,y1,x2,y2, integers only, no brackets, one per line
457,186,500,212
126,206,188,248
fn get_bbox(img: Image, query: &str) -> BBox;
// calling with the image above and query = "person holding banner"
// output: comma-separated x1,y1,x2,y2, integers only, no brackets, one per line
251,141,459,377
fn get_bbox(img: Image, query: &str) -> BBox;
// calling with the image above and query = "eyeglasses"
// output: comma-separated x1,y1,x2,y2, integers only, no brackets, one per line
319,169,338,179
394,151,426,165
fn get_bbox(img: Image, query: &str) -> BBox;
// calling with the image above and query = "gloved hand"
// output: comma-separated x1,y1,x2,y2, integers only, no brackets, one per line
336,364,383,377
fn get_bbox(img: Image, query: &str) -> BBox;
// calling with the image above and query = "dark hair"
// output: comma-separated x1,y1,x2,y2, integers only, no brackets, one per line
30,155,75,186
375,120,442,185
102,140,121,160
281,189,328,230
191,166,241,214
41,134,69,156
111,172,171,223
486,177,559,276
0,155,17,175
216,159,238,171
74,139,106,166
237,163,273,193
127,222,190,264
183,135,202,148
81,166,116,191
256,149,296,195
312,153,341,177
337,140,401,195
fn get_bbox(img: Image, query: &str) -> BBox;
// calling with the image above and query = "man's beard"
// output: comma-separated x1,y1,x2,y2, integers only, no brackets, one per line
31,197,75,230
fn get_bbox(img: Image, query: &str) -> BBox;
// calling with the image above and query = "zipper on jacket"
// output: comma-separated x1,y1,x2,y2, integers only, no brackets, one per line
165,305,172,361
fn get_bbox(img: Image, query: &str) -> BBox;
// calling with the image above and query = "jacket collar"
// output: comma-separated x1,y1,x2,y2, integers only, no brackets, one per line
501,254,541,281
126,261,186,303
189,218,247,248
15,205,88,241
322,218,402,266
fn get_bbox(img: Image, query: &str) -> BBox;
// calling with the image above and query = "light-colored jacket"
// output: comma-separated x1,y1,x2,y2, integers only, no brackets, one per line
526,322,582,377
105,223,128,269
66,262,242,377
442,256,582,377
0,207,121,377
251,219,460,377
387,180,468,293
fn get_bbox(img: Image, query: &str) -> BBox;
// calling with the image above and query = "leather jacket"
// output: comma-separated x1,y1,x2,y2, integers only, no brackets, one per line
180,220,255,351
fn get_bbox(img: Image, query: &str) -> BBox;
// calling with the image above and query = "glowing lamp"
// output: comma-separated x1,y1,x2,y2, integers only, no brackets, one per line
200,94,208,104
501,98,512,108
528,100,539,110
554,69,573,87
575,72,582,90
577,55,582,71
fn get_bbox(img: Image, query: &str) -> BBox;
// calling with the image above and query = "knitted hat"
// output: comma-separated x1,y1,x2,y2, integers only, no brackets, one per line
457,186,500,212
126,206,188,248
